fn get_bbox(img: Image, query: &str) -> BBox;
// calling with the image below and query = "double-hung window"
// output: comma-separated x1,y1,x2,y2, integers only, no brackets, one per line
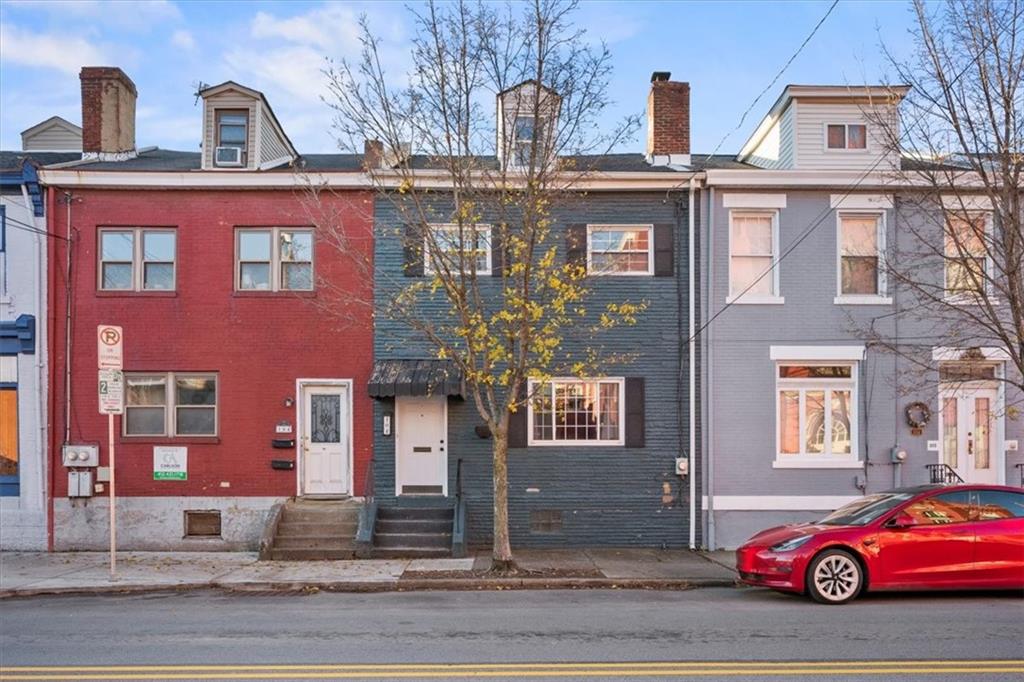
215,110,248,167
512,116,545,167
776,363,858,467
944,213,990,300
729,211,779,301
837,213,886,300
425,224,492,276
528,378,623,446
125,372,217,437
826,123,867,150
236,228,314,291
99,228,176,291
588,225,653,275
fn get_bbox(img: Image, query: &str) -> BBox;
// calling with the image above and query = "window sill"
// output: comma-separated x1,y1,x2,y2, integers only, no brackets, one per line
834,296,892,306
525,441,626,448
943,295,1000,306
232,290,316,298
588,270,654,278
119,436,221,445
96,290,177,298
773,458,864,469
725,294,785,305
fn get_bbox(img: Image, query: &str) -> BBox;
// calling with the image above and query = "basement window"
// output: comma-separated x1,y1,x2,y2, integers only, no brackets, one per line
184,510,222,537
530,510,563,534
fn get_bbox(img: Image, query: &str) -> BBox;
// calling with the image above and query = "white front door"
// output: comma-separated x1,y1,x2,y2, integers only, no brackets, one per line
395,396,447,495
939,385,1001,484
301,384,350,495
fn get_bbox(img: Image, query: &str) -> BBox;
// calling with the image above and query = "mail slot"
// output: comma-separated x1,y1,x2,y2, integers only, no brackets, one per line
413,446,432,453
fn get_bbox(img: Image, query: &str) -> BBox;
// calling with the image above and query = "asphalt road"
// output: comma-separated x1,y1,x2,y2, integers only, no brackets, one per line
0,587,1021,681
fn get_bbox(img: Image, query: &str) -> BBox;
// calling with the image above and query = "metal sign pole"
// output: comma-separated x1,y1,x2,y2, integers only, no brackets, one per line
109,412,117,580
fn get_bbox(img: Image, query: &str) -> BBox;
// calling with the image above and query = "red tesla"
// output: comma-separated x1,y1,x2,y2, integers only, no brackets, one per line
736,484,1024,604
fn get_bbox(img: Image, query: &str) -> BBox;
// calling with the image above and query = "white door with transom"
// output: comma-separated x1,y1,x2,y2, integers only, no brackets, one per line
301,384,350,495
939,385,1001,484
395,396,447,495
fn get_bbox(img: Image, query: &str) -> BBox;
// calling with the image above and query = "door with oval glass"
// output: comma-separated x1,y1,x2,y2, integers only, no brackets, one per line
301,384,350,496
395,396,447,495
939,385,1001,485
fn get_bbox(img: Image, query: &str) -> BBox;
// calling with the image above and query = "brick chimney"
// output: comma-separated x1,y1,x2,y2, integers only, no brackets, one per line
363,139,384,170
646,71,690,166
80,67,137,160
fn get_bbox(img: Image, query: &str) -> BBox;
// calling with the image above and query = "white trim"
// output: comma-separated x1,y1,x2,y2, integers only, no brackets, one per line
835,210,887,300
123,372,218,438
295,378,355,497
936,377,1005,486
834,296,893,305
235,227,315,292
830,194,893,210
702,495,860,511
586,224,654,276
932,346,1011,362
772,459,865,469
770,345,865,361
98,228,177,292
722,193,787,209
725,294,786,305
774,360,860,466
257,156,295,171
526,377,626,447
424,223,492,277
728,209,781,300
394,395,448,496
941,195,994,210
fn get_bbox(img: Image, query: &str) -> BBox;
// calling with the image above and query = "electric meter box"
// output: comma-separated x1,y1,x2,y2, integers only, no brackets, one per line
68,470,94,498
63,444,99,467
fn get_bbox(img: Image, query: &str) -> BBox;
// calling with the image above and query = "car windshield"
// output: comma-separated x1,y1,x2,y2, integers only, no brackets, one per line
817,492,917,526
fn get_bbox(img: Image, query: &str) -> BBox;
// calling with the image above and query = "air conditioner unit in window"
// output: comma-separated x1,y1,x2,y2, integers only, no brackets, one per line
214,146,243,167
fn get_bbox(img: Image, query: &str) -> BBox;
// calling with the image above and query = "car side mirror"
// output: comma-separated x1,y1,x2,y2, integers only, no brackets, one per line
886,512,917,530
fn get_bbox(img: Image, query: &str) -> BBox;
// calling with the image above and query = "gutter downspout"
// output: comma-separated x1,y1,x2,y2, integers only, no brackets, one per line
688,177,697,550
63,192,72,445
706,186,716,550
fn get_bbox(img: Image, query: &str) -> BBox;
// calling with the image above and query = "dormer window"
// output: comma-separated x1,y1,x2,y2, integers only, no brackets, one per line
826,124,867,150
215,110,248,167
513,115,545,166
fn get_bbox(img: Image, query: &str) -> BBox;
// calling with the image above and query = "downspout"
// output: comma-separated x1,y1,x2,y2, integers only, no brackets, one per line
688,177,696,549
706,186,716,550
62,192,72,445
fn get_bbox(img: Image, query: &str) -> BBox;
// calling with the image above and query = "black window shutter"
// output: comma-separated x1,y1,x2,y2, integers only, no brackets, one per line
490,226,504,278
624,377,645,448
507,384,528,448
566,224,587,272
403,224,423,277
653,224,674,277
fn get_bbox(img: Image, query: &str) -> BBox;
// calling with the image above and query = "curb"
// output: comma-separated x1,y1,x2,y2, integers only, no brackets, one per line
1,577,739,598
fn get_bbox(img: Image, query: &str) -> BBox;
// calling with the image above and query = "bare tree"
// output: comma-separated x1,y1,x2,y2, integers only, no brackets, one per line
868,0,1023,396
307,0,642,569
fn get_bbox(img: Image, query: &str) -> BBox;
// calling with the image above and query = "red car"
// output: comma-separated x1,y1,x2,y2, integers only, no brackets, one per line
736,484,1024,604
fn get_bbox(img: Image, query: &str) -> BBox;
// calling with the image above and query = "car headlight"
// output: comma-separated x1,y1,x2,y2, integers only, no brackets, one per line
769,535,813,552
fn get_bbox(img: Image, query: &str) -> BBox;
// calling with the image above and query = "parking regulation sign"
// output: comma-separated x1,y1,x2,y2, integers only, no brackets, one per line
98,369,124,415
97,325,123,370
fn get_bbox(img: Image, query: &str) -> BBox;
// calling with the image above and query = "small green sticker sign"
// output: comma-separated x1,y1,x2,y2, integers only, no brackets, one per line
153,446,187,481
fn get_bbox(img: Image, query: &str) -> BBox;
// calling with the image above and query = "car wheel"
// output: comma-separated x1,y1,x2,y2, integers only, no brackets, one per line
807,549,864,605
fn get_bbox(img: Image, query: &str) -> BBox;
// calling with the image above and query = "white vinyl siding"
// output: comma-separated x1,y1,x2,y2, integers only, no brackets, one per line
203,93,258,170
746,102,795,170
794,101,898,170
21,122,82,152
258,106,292,165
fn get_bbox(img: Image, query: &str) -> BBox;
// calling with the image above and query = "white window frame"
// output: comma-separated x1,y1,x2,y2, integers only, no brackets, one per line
214,109,249,168
423,223,492,277
123,371,218,438
527,377,625,447
235,227,315,292
774,361,860,469
98,228,177,292
727,209,784,304
943,211,995,304
834,211,891,305
586,225,654,276
823,122,869,152
510,115,546,169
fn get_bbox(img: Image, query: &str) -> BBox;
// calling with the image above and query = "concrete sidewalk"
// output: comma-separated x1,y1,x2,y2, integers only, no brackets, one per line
0,548,737,597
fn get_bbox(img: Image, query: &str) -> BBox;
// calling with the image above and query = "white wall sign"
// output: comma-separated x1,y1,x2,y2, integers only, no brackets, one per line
276,421,293,434
926,440,940,452
97,325,123,370
153,447,187,481
98,369,124,415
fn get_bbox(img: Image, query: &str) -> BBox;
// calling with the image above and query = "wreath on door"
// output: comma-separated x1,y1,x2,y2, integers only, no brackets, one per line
905,401,932,429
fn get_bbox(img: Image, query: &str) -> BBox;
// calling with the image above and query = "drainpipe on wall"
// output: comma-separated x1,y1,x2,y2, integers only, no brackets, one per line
706,186,716,550
688,177,697,550
62,192,73,446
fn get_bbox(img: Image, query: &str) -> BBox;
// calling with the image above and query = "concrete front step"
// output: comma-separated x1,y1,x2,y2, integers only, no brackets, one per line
374,532,451,549
375,518,451,534
276,521,358,537
371,547,451,559
281,509,361,524
377,506,453,521
269,547,358,561
273,535,358,550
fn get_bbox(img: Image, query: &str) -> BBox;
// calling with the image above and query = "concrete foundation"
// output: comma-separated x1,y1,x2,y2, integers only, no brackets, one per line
709,510,824,550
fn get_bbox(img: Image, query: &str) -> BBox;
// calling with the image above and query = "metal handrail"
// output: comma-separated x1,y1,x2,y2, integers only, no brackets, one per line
452,458,468,558
925,463,965,485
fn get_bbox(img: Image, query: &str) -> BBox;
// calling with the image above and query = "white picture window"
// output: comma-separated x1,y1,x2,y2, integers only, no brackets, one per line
776,363,858,467
424,224,492,276
236,228,314,292
944,213,991,300
729,210,778,300
99,228,176,292
826,123,867,150
837,213,885,298
588,225,653,275
528,378,624,446
125,372,217,437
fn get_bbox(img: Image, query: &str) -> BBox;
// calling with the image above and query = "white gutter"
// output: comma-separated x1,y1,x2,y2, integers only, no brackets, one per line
687,177,696,550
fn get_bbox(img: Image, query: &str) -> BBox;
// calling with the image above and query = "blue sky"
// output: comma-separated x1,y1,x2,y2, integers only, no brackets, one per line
0,0,916,155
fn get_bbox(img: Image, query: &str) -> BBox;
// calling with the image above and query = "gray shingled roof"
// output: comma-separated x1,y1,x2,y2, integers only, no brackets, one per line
0,151,81,171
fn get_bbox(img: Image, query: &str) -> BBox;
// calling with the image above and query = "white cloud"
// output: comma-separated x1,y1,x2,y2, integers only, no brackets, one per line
223,44,329,104
0,24,110,75
5,0,181,29
171,29,195,51
250,5,362,50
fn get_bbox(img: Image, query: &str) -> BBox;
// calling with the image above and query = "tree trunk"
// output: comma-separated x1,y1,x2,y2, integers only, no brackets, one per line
491,423,515,571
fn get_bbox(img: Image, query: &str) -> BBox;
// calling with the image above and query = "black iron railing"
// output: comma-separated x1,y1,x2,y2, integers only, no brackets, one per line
925,463,965,485
452,458,468,558
1016,463,1024,488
